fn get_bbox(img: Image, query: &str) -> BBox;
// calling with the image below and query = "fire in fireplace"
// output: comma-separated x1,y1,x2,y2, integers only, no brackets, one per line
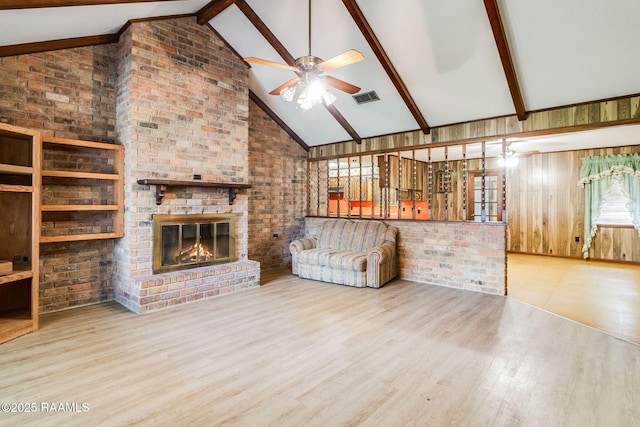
179,242,214,263
153,214,236,274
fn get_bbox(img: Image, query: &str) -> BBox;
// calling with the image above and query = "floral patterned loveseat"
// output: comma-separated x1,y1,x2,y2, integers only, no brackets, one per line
289,219,398,288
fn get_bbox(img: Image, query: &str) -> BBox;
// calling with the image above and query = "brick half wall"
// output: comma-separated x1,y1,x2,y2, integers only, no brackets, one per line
304,218,506,295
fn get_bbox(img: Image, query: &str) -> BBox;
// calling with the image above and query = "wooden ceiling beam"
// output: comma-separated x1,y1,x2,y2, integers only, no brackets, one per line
1,11,194,57
249,91,309,152
483,0,527,121
235,0,295,66
342,0,430,135
196,0,239,25
0,0,173,10
324,103,361,144
0,34,119,57
237,0,361,144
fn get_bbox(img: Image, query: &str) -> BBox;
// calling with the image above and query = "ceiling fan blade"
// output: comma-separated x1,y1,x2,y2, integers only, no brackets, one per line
321,76,361,95
515,150,540,157
245,57,298,71
269,78,301,95
318,49,364,71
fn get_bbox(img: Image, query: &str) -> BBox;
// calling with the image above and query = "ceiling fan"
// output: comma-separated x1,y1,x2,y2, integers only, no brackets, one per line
487,139,539,167
244,0,364,109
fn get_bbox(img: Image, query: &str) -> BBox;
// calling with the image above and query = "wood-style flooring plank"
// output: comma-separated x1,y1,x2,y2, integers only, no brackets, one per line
0,272,638,426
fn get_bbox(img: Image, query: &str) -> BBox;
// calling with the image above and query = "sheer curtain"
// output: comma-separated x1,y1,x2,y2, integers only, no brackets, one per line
577,153,640,258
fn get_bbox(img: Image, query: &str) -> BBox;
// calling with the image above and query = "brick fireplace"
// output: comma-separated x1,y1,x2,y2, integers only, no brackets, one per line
113,17,259,314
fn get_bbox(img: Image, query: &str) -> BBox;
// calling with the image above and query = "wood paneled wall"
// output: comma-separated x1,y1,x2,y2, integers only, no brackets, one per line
309,96,640,159
506,145,640,262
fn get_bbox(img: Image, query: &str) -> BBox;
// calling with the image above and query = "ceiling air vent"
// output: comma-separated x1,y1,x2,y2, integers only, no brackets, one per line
353,90,380,105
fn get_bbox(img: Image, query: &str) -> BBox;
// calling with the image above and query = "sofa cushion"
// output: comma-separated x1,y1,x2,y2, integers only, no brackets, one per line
346,221,388,252
325,251,368,272
295,248,367,272
317,218,389,252
296,248,339,266
317,219,353,249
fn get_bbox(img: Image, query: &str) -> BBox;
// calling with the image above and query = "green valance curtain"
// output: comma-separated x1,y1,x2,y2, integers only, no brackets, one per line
577,153,640,258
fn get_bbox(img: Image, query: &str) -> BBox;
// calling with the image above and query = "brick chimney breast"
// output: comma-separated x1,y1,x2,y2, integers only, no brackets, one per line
113,17,257,314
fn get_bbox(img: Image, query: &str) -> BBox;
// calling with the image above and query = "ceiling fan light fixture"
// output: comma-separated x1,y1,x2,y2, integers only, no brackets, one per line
296,86,316,110
307,77,325,100
506,156,519,168
296,85,336,109
294,73,336,109
498,148,519,168
280,84,298,102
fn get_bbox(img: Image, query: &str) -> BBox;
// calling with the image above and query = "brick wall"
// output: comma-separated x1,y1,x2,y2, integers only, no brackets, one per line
0,44,118,312
0,46,116,141
304,217,506,295
248,99,307,269
392,220,506,295
39,241,114,311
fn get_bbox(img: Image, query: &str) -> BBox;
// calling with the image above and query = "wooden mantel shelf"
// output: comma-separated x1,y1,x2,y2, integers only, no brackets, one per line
136,179,252,205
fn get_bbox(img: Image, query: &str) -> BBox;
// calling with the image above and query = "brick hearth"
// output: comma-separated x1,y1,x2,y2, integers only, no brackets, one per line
119,260,260,313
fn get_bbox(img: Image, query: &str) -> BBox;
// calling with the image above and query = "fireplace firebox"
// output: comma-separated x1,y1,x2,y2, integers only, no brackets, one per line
153,214,236,274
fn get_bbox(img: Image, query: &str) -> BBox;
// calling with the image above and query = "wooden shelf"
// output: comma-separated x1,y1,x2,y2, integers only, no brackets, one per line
40,232,122,243
0,163,33,175
43,136,123,151
0,316,34,344
41,204,119,211
41,170,120,180
0,184,33,193
40,137,124,243
137,179,251,205
0,270,33,286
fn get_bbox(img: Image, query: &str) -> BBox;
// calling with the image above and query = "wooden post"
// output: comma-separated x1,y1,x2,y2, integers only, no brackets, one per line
462,144,467,221
444,146,449,222
481,141,487,222
428,148,433,221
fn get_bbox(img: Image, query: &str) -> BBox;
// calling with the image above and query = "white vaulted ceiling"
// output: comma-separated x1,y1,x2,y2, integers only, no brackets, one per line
1,0,640,149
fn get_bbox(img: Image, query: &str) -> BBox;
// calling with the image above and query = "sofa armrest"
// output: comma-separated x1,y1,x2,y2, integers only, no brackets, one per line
290,238,317,253
367,241,397,288
290,238,317,275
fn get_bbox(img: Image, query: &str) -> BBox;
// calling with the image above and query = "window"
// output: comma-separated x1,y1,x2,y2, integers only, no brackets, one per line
467,171,503,222
595,180,634,226
579,153,640,258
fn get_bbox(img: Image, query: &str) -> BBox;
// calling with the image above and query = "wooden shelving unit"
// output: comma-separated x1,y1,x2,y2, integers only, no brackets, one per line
0,123,40,344
40,137,124,243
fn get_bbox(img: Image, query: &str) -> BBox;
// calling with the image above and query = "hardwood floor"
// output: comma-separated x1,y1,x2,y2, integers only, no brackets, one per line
1,271,639,426
508,253,640,345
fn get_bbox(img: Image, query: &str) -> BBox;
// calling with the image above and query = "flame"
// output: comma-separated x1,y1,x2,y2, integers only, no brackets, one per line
179,242,214,263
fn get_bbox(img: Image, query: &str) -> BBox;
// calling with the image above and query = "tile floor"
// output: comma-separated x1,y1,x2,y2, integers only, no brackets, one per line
507,253,640,345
